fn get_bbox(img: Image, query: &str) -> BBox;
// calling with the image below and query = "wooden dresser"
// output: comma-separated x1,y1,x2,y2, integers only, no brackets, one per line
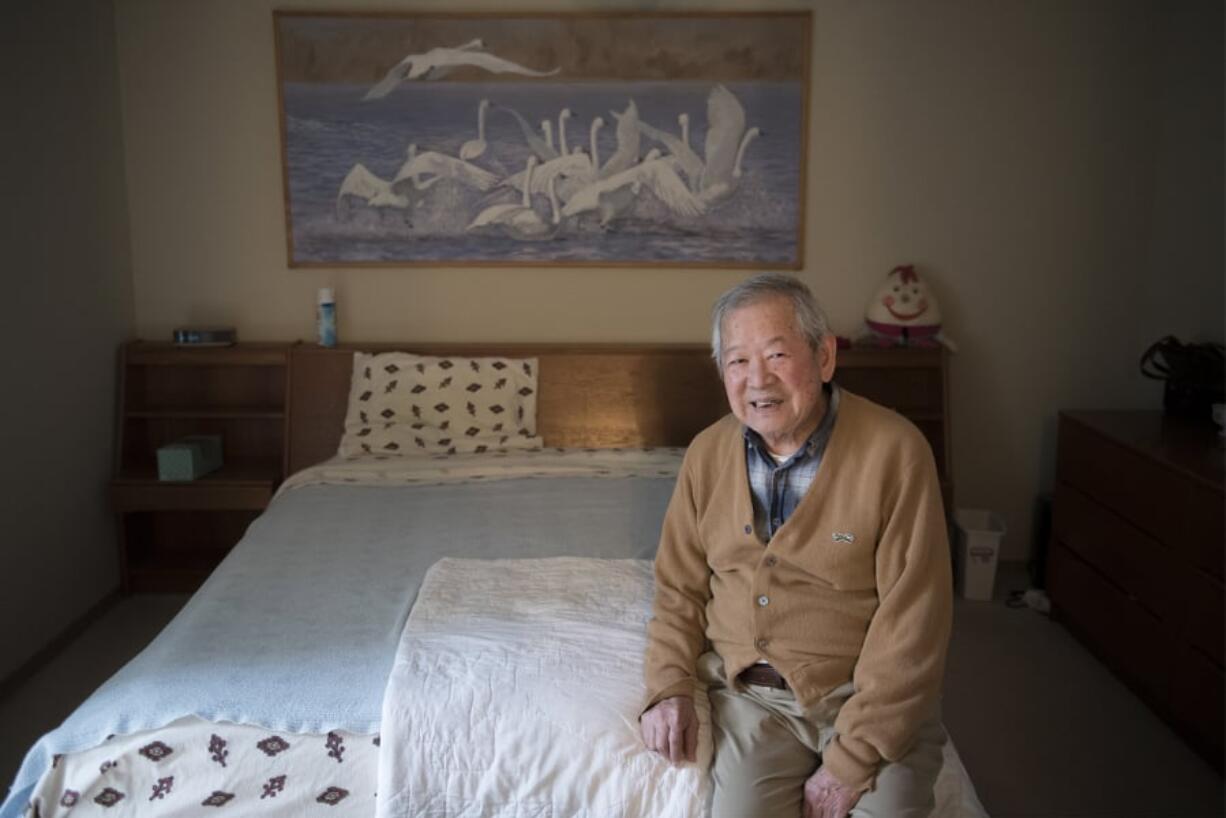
1049,411,1224,770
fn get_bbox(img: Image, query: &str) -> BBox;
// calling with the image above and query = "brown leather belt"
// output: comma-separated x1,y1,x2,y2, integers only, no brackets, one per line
738,663,789,690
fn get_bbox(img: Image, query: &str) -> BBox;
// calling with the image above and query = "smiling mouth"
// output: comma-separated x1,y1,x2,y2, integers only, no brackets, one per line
750,399,782,410
885,299,927,321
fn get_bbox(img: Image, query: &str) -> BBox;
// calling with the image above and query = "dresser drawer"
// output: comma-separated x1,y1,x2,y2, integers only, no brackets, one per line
1057,415,1223,578
1178,482,1225,581
1057,418,1171,543
1052,483,1181,623
1048,543,1172,704
1169,642,1225,768
1182,570,1225,667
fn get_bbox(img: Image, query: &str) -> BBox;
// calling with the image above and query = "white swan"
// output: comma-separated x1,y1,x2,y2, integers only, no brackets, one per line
540,119,554,153
696,126,762,207
731,126,761,179
637,86,761,201
557,108,573,156
562,148,704,225
363,40,560,100
559,110,645,223
600,99,642,178
637,115,703,192
459,99,490,161
504,117,603,199
633,155,707,218
491,103,558,161
335,163,409,219
556,115,605,201
588,116,604,172
468,156,538,229
504,150,585,195
391,143,499,193
699,84,748,193
467,156,561,240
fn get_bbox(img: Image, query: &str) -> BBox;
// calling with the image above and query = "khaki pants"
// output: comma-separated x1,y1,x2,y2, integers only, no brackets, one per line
697,652,946,818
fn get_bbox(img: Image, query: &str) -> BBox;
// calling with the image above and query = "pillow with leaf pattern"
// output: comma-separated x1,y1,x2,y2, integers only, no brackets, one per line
338,352,543,457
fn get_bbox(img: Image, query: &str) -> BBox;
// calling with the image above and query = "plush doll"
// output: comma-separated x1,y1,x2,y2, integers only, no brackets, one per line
862,264,956,350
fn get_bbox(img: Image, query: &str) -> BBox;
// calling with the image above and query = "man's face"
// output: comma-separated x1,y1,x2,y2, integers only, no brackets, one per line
720,296,836,456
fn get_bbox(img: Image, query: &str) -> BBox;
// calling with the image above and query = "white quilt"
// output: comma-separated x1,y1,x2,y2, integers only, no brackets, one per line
375,557,714,818
375,558,988,818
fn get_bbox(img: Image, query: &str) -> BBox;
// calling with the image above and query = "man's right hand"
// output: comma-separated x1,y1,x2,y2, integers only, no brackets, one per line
640,696,699,764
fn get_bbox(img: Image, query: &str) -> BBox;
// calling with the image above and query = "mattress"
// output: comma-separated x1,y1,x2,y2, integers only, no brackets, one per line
3,450,987,818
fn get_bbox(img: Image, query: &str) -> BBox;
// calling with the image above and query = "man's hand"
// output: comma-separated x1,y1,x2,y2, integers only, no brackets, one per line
640,696,699,764
803,767,860,818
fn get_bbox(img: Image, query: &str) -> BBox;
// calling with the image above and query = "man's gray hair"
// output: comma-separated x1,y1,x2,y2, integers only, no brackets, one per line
710,273,832,371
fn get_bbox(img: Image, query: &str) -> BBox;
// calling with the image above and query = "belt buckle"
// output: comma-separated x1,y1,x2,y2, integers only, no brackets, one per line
740,664,787,690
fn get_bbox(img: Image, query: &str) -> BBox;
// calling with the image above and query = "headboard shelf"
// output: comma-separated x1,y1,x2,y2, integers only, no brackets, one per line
285,342,951,510
110,340,951,593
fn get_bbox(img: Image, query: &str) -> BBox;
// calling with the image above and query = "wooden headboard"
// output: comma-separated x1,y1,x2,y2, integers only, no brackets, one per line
285,343,951,506
287,344,727,476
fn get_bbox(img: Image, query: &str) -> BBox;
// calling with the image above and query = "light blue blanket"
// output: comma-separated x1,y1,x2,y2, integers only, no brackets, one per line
1,475,674,817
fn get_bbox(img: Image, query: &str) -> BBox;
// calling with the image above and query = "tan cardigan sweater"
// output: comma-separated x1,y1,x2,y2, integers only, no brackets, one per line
643,390,952,791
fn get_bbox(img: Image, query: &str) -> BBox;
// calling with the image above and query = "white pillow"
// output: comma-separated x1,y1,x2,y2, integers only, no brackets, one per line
339,352,543,457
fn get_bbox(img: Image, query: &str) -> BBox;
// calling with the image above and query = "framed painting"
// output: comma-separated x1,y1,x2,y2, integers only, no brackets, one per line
274,11,810,268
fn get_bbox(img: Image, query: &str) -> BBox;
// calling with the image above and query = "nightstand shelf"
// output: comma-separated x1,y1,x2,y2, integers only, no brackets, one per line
115,458,282,484
112,341,292,592
125,408,286,420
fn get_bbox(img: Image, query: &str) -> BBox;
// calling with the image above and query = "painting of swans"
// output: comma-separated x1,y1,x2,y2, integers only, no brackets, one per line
275,11,810,267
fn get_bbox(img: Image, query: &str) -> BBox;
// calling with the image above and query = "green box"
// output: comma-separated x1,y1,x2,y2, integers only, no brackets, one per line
156,435,224,481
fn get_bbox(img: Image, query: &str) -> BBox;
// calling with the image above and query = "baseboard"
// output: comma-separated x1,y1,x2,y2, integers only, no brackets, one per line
0,588,122,702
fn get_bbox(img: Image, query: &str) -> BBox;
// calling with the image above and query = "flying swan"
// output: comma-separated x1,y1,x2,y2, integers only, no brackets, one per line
364,39,560,100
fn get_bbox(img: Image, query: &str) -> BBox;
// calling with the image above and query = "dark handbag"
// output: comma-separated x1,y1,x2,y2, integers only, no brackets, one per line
1139,336,1225,420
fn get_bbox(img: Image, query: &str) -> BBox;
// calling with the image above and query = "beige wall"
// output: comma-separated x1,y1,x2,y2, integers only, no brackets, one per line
114,0,1223,562
1,0,134,678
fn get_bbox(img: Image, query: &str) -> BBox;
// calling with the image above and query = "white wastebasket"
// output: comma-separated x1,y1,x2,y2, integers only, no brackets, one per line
953,509,1006,601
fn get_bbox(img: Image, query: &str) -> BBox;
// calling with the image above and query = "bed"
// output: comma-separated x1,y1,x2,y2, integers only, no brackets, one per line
2,343,987,818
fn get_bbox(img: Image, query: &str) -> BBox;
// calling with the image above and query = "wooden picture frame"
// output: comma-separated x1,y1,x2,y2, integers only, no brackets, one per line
273,10,811,268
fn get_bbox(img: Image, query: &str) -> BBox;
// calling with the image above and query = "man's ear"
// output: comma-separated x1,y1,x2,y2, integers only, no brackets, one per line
817,335,838,383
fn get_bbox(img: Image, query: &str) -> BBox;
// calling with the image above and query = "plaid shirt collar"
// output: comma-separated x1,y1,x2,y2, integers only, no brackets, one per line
743,383,840,541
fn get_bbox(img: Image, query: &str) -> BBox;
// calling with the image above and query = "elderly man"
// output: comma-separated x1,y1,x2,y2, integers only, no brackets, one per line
640,273,952,818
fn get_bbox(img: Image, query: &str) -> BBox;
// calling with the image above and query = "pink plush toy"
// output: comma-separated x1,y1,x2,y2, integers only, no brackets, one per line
862,264,956,350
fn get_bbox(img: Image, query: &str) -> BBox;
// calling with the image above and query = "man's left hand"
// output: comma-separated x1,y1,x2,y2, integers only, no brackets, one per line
803,767,860,818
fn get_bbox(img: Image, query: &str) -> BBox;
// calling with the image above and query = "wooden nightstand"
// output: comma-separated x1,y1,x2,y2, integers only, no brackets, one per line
111,341,292,592
838,346,953,514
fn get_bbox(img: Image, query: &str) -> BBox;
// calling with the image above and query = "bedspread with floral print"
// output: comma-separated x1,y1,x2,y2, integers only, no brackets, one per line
23,718,377,818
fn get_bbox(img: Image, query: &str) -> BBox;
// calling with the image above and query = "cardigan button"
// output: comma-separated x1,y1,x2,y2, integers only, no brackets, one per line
757,595,770,607
756,638,769,650
765,555,778,567
744,524,752,534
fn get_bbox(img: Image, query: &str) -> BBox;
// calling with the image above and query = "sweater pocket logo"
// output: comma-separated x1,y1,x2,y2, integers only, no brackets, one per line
831,531,856,544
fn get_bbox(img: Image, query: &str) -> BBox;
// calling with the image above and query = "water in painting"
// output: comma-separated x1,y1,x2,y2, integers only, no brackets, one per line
283,79,803,265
